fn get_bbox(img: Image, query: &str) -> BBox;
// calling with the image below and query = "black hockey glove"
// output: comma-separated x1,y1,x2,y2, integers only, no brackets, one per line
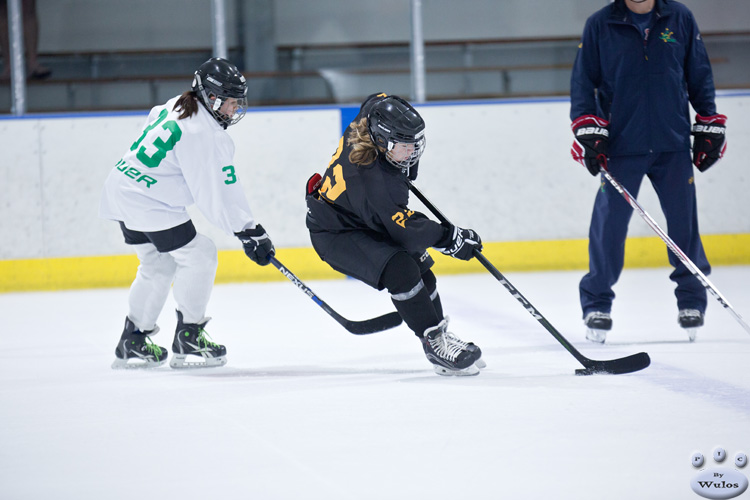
435,225,482,261
235,224,275,266
692,113,727,172
571,115,609,176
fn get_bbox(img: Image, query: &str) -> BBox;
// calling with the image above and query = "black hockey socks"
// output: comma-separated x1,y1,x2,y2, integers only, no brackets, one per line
381,253,441,336
422,269,444,318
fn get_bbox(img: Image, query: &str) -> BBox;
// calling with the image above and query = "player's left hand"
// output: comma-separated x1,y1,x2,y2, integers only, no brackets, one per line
436,225,482,261
236,224,275,266
692,114,727,172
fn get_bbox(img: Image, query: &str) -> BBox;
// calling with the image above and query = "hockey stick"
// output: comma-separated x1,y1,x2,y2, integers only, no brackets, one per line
597,155,750,336
407,180,650,375
269,256,403,335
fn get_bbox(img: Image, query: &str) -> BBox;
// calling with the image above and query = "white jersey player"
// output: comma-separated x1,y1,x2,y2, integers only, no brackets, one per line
100,57,274,369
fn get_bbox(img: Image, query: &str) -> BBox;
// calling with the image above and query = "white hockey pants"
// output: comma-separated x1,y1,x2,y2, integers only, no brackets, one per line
128,233,218,331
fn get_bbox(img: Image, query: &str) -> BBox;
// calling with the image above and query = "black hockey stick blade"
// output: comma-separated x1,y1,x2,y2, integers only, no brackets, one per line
335,311,403,335
575,352,651,376
269,256,403,335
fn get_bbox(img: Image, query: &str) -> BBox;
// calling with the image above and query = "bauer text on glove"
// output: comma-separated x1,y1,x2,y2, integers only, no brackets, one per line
435,225,482,261
235,224,275,266
691,113,727,172
571,115,609,176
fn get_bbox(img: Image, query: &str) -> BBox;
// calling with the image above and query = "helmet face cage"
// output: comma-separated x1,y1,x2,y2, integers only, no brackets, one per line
368,96,426,170
192,58,248,128
385,132,426,170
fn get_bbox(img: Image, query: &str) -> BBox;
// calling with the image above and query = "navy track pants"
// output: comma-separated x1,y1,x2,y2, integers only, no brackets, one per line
579,151,710,317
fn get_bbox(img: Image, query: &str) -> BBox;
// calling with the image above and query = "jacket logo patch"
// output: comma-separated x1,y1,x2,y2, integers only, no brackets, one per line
659,29,677,43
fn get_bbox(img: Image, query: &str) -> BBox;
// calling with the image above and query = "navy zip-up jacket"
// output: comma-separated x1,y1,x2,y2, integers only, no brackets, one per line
570,0,717,156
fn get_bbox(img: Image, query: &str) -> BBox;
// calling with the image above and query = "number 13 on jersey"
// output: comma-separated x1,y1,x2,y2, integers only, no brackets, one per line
130,109,183,168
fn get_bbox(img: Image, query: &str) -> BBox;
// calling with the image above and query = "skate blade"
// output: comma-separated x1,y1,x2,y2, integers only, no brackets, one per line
433,363,480,377
169,354,227,369
474,357,487,369
684,328,698,342
585,328,607,344
111,357,167,370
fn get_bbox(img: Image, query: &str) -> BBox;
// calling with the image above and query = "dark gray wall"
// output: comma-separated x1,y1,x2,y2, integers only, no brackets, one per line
37,0,750,52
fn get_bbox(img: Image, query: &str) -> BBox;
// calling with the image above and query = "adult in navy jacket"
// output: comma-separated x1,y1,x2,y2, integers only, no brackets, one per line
569,0,727,343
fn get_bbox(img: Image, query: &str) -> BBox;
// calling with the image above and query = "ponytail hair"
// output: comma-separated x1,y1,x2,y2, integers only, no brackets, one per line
347,117,382,166
173,91,200,120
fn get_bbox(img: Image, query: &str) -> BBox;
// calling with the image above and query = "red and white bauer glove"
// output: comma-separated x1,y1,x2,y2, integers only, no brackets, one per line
691,114,727,172
571,115,609,176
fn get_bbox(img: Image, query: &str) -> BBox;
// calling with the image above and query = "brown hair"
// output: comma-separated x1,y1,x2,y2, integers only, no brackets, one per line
173,91,200,120
347,117,382,165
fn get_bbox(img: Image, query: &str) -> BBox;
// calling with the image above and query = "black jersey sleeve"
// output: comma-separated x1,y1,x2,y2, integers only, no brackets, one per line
353,164,446,253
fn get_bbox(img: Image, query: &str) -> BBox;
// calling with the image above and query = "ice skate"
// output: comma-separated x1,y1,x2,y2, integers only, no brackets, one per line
584,311,612,344
678,309,703,342
170,310,227,369
441,316,486,368
421,319,481,376
111,317,168,369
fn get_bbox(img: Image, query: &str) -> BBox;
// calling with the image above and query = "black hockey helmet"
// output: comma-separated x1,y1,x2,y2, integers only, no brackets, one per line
367,95,426,169
192,57,248,128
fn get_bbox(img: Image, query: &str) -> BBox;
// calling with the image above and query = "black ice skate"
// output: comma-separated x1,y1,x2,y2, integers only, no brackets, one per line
111,317,168,369
170,310,227,369
421,319,481,376
584,311,612,344
678,309,703,342
443,315,486,369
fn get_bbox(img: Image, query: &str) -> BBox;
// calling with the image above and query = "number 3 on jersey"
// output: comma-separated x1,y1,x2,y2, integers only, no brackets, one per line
222,165,237,184
130,109,183,168
319,137,347,201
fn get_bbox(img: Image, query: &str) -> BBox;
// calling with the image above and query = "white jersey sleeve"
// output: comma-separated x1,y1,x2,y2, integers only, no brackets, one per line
175,122,255,235
99,96,255,235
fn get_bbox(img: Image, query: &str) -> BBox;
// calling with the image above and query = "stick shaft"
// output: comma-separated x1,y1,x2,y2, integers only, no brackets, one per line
407,181,622,369
269,256,402,334
600,165,750,335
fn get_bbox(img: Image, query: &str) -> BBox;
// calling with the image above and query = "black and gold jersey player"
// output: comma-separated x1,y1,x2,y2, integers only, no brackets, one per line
305,93,486,376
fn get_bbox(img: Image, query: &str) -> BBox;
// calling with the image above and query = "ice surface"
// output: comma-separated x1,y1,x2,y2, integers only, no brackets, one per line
2,266,749,499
